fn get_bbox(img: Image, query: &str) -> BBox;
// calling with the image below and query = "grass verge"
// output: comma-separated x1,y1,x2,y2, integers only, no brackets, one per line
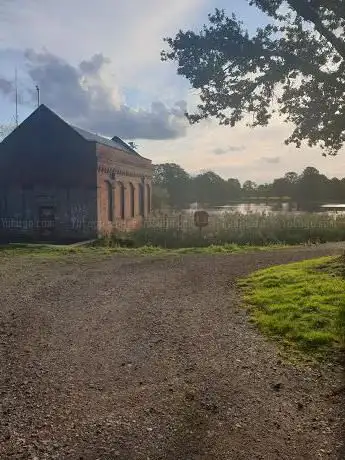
0,242,290,258
239,256,345,362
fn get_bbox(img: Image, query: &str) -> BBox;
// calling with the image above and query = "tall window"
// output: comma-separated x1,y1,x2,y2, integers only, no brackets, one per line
146,184,151,214
106,181,113,222
139,183,145,217
129,183,135,218
119,182,125,220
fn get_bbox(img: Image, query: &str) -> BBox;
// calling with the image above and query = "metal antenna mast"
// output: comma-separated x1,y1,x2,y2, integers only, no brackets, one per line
35,85,40,107
15,68,18,127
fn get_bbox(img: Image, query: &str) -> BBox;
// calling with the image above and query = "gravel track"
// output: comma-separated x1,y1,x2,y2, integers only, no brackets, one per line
0,244,344,459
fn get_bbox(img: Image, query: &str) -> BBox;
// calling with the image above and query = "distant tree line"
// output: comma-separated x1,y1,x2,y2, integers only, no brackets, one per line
153,164,345,211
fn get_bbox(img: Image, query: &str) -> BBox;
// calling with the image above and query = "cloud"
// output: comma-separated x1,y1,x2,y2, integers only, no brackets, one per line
2,0,345,183
213,145,246,155
0,0,206,92
0,77,13,95
0,49,188,140
79,53,110,75
260,156,281,164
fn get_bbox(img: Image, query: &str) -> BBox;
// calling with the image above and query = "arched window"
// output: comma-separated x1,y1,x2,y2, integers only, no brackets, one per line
139,183,144,217
119,182,125,220
146,184,151,214
106,181,114,222
129,183,135,218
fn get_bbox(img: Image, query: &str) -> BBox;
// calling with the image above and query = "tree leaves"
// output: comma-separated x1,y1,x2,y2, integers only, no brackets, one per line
162,0,345,155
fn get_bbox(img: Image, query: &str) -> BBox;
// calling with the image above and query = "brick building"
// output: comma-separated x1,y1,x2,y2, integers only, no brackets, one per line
0,104,152,242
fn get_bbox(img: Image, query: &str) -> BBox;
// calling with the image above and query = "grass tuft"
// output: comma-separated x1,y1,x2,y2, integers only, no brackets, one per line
0,242,289,258
239,256,345,361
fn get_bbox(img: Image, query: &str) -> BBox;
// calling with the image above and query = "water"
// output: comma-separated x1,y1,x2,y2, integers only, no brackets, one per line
187,202,345,216
215,203,274,215
187,203,279,216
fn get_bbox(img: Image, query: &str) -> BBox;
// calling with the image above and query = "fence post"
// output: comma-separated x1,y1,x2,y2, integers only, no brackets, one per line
163,214,168,248
178,213,182,241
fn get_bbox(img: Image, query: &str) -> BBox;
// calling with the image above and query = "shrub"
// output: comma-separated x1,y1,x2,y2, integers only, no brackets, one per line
129,212,345,248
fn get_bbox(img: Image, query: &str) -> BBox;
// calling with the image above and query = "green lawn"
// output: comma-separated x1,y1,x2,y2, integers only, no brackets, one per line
0,242,289,258
239,256,345,362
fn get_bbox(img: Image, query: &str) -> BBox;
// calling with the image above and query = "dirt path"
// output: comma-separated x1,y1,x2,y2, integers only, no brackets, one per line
0,245,344,459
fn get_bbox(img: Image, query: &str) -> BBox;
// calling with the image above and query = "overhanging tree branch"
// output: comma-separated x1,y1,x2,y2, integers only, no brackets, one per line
162,2,345,155
286,0,345,59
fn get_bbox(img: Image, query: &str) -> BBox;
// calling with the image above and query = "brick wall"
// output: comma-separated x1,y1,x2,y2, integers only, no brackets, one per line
0,105,98,242
0,185,97,242
96,144,152,235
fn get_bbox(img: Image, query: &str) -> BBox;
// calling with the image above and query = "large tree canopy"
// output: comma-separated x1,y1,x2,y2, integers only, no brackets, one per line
162,0,345,155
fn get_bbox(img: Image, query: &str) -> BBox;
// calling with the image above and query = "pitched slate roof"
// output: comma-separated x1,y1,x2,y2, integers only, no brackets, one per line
111,135,138,154
0,104,142,158
23,104,140,156
71,125,138,155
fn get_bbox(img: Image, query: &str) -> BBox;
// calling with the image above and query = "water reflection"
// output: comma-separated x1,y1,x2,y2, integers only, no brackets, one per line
187,202,345,216
188,203,281,215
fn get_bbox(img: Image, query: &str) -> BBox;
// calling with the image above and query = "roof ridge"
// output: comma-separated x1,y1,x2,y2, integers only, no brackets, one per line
14,104,141,157
111,135,138,154
70,125,139,156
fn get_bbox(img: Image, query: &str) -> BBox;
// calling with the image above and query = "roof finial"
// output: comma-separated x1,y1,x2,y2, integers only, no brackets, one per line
35,85,40,108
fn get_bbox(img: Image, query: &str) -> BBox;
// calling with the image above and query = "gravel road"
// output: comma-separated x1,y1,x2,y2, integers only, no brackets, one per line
0,244,344,460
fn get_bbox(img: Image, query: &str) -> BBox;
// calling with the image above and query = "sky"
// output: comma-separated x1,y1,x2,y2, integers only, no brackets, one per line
0,0,344,184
